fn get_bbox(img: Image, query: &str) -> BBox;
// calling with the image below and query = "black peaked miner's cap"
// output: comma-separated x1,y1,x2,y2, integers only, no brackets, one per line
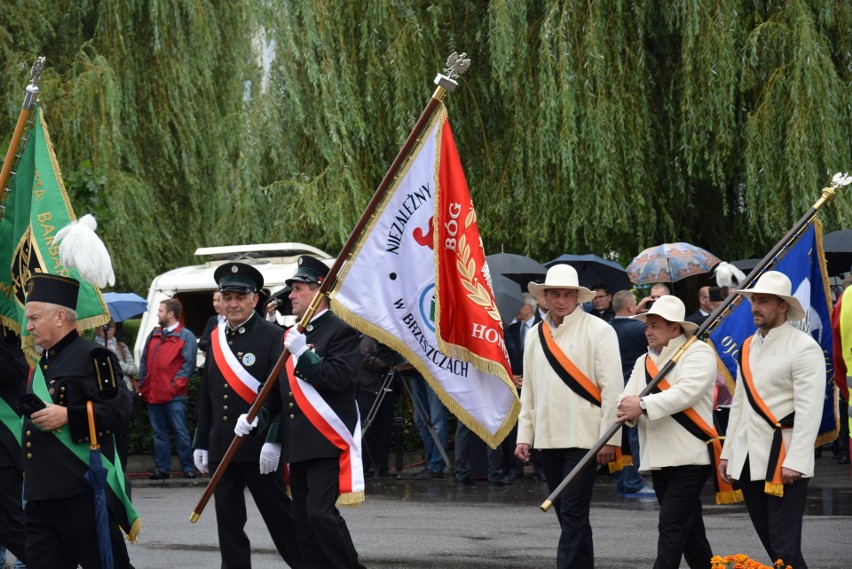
286,256,329,287
214,262,264,294
25,273,80,310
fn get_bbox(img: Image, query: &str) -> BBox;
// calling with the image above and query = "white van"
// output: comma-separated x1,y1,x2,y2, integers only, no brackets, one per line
133,242,333,366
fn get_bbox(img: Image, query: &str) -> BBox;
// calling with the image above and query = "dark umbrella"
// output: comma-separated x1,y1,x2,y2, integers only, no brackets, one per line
102,292,147,322
823,229,852,276
490,274,524,326
486,253,547,286
730,258,761,274
84,401,113,569
545,254,632,292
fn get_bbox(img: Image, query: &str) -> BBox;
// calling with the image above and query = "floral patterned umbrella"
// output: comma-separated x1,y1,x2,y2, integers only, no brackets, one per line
627,242,721,285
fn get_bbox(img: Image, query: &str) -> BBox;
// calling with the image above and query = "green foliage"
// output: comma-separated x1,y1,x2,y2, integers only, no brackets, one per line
1,0,850,290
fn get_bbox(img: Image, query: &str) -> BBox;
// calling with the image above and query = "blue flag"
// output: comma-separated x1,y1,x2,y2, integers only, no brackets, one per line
708,221,838,445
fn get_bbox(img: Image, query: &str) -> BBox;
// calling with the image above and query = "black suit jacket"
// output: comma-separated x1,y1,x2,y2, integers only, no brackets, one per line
270,312,361,463
609,317,649,383
686,310,709,327
194,314,282,463
504,314,541,376
0,333,27,470
23,331,130,501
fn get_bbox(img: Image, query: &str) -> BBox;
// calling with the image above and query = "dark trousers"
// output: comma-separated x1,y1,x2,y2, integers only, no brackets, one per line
0,467,26,564
739,458,809,569
540,448,596,569
290,457,365,569
25,493,133,569
357,387,394,474
212,461,303,569
650,465,712,569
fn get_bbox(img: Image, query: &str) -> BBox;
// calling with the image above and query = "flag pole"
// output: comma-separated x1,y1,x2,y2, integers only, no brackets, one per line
190,52,472,523
540,172,849,512
0,57,46,220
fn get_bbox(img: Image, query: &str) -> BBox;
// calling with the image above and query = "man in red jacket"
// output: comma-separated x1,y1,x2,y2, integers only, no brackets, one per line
139,298,198,479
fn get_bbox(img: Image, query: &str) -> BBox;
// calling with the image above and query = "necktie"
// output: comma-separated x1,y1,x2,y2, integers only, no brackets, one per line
520,321,529,345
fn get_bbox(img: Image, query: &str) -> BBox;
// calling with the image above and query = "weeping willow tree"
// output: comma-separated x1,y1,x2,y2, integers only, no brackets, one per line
1,0,850,291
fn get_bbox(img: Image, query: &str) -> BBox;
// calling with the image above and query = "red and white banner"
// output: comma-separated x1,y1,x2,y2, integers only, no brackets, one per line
330,104,519,447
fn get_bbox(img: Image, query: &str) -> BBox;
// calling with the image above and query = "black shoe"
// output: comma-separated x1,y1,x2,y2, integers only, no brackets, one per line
490,477,509,486
377,469,395,478
838,455,850,465
149,471,170,480
183,470,196,479
455,475,474,486
413,468,444,480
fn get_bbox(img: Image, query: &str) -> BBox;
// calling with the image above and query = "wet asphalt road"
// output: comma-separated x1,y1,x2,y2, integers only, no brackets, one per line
124,458,851,568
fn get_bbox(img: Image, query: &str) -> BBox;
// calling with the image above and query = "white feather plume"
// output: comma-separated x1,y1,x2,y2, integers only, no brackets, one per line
52,214,115,288
714,261,747,288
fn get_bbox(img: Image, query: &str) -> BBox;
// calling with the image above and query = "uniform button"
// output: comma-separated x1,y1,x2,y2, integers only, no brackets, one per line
60,386,65,391
25,431,31,437
223,394,229,400
223,416,228,421
42,365,48,371
223,384,229,389
288,392,293,397
288,402,294,408
25,442,31,448
26,453,32,459
223,405,228,411
228,341,233,346
289,414,295,419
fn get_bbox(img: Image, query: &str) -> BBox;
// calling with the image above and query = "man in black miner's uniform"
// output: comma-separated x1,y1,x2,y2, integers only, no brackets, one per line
0,327,28,565
22,273,134,569
192,262,302,568
236,255,366,569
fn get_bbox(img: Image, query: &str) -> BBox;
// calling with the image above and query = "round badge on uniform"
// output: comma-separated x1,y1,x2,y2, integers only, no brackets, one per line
231,265,238,273
242,353,256,366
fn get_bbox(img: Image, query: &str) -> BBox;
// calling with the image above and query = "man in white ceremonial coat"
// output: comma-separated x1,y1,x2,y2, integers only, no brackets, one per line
514,264,622,569
719,271,825,569
617,295,716,569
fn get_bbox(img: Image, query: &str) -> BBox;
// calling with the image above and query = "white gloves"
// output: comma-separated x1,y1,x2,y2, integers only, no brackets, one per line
284,328,309,357
193,449,209,474
259,442,282,475
234,414,258,437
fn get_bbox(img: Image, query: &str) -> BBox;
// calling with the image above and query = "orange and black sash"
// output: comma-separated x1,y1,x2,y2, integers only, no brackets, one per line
645,356,743,504
538,320,601,405
538,321,627,471
738,336,794,497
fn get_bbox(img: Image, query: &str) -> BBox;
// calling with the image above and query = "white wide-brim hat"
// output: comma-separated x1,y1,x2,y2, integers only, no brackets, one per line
528,264,595,303
734,271,806,321
632,295,699,337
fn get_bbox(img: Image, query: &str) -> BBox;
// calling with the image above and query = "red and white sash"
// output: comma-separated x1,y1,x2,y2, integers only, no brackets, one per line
284,328,364,506
210,321,261,404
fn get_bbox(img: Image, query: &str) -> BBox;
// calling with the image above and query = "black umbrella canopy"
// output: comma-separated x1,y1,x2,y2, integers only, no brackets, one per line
486,253,547,287
823,229,852,276
545,253,631,292
730,258,761,274
490,274,524,326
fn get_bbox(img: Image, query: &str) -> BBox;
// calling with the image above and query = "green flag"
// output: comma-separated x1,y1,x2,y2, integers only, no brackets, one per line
0,104,109,348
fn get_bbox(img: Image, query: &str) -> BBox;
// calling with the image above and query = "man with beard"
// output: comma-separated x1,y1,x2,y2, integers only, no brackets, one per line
720,271,824,568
